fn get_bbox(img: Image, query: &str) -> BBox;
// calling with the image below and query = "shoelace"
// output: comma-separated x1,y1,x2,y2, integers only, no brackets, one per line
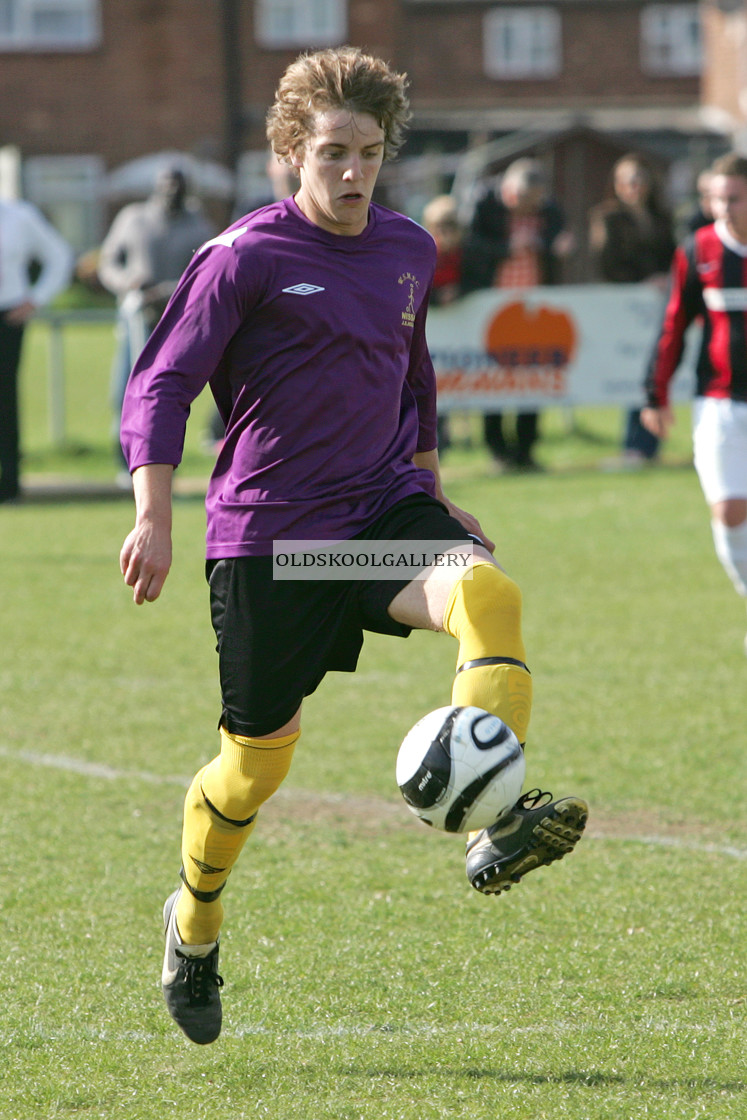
177,950,225,1004
515,788,553,811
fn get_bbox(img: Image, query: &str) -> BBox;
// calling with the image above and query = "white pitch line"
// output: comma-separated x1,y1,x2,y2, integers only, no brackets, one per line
0,745,190,788
620,834,747,861
1,744,745,860
1,1016,732,1047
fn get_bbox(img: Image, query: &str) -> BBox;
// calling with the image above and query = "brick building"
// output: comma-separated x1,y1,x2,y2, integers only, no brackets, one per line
0,0,733,262
700,0,747,146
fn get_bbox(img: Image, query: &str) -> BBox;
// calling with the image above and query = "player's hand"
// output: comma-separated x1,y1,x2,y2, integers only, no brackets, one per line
443,499,496,554
640,405,674,440
120,517,172,604
4,300,37,325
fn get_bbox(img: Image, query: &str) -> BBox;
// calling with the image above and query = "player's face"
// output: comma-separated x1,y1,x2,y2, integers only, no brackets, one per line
614,161,650,208
290,109,385,237
709,174,747,243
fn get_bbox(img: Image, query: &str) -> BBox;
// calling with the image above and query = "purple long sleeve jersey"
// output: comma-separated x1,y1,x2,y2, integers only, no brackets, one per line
121,197,440,557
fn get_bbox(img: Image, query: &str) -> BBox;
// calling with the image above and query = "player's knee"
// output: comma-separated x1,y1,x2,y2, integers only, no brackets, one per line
200,726,298,824
712,498,747,529
473,562,522,626
711,517,747,596
445,561,523,640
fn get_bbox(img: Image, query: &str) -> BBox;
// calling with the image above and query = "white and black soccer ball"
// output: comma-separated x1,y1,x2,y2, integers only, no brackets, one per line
396,705,525,833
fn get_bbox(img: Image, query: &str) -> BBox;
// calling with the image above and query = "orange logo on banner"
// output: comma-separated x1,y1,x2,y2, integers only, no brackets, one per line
433,299,578,402
484,301,577,367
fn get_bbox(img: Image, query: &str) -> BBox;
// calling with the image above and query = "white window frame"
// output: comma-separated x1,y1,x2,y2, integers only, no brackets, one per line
483,6,561,81
640,4,702,77
0,0,100,50
255,0,347,49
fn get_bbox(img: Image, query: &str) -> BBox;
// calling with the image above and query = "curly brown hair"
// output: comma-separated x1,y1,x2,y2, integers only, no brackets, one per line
266,46,411,163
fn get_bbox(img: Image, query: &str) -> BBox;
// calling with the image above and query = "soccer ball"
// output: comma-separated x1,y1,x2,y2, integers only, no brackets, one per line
396,705,525,833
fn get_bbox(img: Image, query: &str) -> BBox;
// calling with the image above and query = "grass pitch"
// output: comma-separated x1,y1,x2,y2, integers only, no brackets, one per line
0,324,744,1119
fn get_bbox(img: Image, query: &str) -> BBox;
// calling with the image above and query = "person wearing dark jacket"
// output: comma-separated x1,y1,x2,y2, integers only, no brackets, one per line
465,158,573,471
589,153,676,464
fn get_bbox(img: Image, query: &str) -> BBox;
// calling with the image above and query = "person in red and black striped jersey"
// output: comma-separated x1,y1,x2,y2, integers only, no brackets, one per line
642,152,747,652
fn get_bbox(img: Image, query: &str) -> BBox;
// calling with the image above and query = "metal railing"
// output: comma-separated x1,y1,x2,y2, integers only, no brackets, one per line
33,306,117,446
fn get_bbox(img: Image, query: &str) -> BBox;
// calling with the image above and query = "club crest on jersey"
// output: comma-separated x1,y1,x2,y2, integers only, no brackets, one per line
282,283,325,295
398,272,419,327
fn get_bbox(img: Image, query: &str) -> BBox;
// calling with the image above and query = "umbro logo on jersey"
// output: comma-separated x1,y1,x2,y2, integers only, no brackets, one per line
282,283,326,295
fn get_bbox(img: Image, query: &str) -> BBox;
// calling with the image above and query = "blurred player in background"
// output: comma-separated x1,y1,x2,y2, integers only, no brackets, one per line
642,152,747,650
119,46,587,1045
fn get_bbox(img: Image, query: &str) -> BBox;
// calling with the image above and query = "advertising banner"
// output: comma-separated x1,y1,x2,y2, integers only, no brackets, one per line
427,284,698,412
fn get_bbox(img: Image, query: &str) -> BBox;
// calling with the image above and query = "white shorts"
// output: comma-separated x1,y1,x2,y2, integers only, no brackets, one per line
692,396,747,505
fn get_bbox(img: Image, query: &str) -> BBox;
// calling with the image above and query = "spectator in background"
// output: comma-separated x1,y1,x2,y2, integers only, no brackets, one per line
232,151,297,219
421,194,465,454
589,152,676,466
466,158,574,472
98,165,215,475
687,168,714,234
0,195,73,503
422,194,464,306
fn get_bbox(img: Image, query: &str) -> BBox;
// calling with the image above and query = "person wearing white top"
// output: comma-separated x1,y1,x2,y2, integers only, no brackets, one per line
0,198,73,501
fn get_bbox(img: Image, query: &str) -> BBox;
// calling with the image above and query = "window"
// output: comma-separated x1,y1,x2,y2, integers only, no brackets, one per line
24,155,105,251
483,6,561,80
255,0,347,48
0,0,100,49
641,4,702,76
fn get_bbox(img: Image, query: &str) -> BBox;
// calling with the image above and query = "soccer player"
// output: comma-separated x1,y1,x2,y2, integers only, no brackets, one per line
119,46,588,1046
642,152,747,650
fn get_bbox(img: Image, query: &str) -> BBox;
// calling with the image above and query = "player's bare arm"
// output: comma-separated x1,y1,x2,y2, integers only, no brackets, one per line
412,448,496,552
120,463,174,604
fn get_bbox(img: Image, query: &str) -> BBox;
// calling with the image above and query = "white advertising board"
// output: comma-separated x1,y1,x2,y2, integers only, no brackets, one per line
427,284,698,412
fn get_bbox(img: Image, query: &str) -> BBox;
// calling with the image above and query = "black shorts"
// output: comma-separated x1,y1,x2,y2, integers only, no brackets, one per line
207,493,474,736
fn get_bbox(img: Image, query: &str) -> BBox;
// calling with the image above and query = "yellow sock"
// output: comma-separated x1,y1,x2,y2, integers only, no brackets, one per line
443,562,532,839
443,561,532,745
176,726,298,944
